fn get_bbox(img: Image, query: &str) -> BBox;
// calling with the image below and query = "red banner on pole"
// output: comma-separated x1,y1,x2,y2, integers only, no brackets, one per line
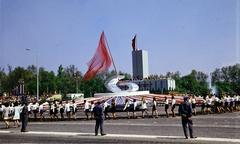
83,32,112,80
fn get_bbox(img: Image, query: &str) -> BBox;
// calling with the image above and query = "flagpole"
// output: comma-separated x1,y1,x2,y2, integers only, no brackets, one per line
103,32,118,75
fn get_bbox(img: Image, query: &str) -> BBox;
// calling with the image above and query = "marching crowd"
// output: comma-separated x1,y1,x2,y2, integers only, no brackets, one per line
0,94,240,129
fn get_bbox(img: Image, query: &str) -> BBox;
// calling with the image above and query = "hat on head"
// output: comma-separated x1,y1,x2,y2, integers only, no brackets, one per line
184,96,189,101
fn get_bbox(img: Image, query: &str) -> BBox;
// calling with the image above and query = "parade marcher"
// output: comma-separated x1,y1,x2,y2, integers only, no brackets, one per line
230,96,234,112
164,96,169,118
206,96,213,114
3,102,11,128
90,101,95,119
201,97,206,114
64,101,71,120
111,98,117,119
123,99,130,119
31,101,39,120
141,97,149,118
171,96,176,117
21,101,29,132
71,100,77,120
49,102,54,119
103,100,110,119
13,101,22,128
152,97,158,118
0,103,3,121
59,101,65,120
53,101,59,119
84,100,90,120
179,96,196,139
93,101,106,136
191,95,197,116
39,102,45,120
133,99,138,118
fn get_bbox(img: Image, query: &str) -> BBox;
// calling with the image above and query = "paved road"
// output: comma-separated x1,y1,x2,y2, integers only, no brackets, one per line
0,112,239,143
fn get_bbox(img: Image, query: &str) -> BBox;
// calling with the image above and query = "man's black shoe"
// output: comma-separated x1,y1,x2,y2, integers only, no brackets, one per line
190,136,197,139
185,137,188,139
21,130,28,132
101,133,106,136
95,134,98,136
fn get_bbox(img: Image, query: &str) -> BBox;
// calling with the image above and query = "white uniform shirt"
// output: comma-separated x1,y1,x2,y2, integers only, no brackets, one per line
84,101,90,110
65,103,71,112
13,106,22,120
134,101,138,110
165,99,169,105
141,101,147,109
171,99,176,106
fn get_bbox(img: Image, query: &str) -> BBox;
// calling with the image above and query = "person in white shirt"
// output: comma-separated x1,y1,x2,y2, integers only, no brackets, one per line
31,101,39,119
64,101,71,120
206,96,213,114
3,102,11,128
152,97,158,118
201,97,206,114
171,96,176,117
133,99,138,118
28,102,32,117
59,101,65,120
13,101,22,127
72,100,77,120
39,103,45,120
141,97,149,118
164,96,169,118
123,99,130,119
191,95,197,116
84,100,90,120
90,101,95,119
103,101,110,119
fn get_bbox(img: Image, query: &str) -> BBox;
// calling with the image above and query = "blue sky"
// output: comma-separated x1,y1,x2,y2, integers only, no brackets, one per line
0,0,239,76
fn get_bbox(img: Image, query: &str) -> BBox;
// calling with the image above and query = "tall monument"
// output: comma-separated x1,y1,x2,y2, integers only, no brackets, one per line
132,49,149,80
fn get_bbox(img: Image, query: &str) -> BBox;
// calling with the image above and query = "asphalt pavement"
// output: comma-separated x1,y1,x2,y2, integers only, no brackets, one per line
0,112,239,143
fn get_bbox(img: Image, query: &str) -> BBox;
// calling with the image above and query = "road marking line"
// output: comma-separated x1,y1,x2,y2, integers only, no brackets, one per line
25,131,240,143
29,122,240,128
0,130,11,133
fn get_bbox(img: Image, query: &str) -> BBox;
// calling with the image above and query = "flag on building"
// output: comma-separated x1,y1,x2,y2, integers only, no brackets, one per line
83,32,112,80
132,35,137,51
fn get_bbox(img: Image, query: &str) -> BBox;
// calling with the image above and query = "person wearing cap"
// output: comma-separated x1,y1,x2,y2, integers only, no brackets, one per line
93,101,106,136
21,101,29,132
179,96,196,139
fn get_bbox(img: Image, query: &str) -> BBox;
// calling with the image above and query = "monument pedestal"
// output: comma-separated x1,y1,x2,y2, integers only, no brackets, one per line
94,91,150,97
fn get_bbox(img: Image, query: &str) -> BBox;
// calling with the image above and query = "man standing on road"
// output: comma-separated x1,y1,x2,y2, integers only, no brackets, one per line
93,101,106,136
21,101,29,132
179,96,197,139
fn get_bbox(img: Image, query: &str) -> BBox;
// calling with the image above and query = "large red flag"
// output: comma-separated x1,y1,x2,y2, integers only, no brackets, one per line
83,32,112,80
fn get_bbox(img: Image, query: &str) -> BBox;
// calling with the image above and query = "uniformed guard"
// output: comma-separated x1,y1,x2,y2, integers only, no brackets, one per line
21,101,29,132
179,96,196,139
93,101,106,136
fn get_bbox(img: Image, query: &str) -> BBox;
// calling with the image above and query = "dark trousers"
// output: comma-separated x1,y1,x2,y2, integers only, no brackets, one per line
182,117,194,138
21,116,28,131
95,118,104,135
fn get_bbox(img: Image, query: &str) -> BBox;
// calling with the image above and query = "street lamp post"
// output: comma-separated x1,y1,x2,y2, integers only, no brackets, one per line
26,48,39,101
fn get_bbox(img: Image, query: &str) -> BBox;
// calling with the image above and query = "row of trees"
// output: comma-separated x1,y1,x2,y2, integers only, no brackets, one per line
0,64,239,98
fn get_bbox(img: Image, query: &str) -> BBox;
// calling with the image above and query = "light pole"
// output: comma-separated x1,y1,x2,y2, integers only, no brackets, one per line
26,48,39,101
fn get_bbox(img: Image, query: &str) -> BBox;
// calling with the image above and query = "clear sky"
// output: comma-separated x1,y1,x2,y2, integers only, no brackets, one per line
0,0,239,76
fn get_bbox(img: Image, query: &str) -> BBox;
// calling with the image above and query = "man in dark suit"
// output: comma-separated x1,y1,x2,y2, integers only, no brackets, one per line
179,96,197,139
21,101,29,132
93,101,106,136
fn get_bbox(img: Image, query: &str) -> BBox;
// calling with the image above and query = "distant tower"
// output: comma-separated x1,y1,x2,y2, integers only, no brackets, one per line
132,49,149,80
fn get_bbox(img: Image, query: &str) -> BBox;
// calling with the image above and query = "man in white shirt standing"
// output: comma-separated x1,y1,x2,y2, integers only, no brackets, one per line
64,101,71,120
171,95,176,117
84,100,90,120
